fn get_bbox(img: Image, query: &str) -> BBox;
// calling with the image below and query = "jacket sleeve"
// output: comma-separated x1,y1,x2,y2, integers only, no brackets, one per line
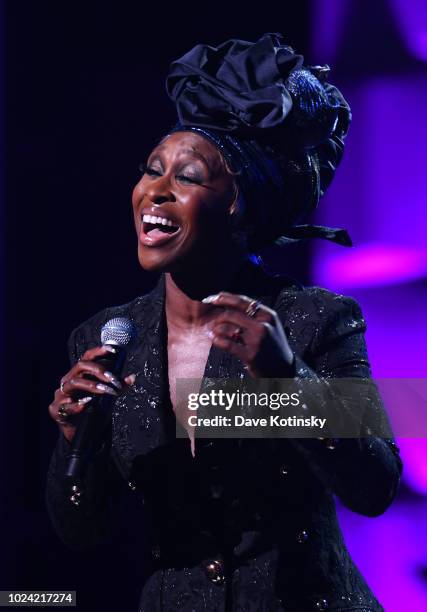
284,294,403,517
45,324,125,551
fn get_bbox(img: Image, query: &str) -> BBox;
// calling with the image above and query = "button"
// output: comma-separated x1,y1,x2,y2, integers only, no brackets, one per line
314,598,329,610
128,480,137,491
296,529,309,543
280,464,290,476
324,438,339,450
210,483,223,499
205,559,225,584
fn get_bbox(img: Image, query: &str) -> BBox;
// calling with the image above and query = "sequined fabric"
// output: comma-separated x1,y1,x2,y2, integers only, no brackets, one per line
45,260,402,611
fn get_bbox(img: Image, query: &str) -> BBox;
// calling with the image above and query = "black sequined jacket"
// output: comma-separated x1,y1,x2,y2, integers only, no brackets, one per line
46,261,402,612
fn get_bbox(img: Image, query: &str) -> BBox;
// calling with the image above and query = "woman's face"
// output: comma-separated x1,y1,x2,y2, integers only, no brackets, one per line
132,131,237,272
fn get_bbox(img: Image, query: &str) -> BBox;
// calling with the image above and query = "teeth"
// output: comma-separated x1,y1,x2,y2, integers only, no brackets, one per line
142,214,177,227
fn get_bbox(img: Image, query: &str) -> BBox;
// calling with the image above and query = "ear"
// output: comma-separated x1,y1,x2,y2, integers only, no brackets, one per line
228,188,242,217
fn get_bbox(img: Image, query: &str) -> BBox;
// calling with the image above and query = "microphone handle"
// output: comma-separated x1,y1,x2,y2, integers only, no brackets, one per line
64,345,126,489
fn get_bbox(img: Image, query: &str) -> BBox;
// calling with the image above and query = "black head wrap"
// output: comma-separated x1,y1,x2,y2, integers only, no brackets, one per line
165,32,352,252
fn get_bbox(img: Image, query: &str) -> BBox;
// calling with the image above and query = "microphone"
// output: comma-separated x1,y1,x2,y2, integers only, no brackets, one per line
64,317,136,505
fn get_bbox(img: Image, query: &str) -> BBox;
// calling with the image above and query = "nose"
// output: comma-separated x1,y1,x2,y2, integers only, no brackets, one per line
145,175,175,205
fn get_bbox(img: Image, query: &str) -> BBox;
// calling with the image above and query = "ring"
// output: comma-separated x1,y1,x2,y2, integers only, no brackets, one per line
230,326,244,343
60,379,67,393
245,299,261,318
57,404,69,422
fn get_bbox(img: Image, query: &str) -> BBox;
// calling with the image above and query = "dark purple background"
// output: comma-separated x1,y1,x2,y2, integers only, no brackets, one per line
2,1,426,610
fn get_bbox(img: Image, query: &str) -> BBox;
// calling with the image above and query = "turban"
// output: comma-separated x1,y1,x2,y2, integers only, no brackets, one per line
165,32,352,251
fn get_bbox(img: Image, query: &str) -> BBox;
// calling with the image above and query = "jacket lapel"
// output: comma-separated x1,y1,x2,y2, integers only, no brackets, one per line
112,262,295,473
112,275,173,472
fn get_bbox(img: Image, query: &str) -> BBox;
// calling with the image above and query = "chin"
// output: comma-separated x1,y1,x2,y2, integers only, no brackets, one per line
137,237,206,273
138,252,168,273
137,246,184,273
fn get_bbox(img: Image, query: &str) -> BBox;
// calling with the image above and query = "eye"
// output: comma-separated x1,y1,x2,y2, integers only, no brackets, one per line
146,167,162,177
138,162,162,177
176,174,200,184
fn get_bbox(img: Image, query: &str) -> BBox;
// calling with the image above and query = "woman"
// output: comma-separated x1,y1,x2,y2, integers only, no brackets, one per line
46,34,402,611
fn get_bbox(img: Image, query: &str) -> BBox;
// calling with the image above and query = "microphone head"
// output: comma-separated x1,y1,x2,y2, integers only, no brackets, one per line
100,317,137,347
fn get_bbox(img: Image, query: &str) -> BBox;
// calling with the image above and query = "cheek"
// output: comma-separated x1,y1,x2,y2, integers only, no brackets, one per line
131,180,144,208
199,196,232,227
131,182,144,225
182,199,220,234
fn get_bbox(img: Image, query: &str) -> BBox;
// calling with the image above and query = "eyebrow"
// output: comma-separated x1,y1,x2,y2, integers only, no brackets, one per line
149,146,210,168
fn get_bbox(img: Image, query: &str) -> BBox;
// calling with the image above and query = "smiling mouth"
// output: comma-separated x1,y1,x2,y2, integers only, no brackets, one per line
140,213,181,246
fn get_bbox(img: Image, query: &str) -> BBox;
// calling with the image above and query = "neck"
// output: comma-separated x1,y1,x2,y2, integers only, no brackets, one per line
164,246,246,329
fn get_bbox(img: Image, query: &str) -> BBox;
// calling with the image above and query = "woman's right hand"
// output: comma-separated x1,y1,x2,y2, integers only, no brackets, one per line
48,345,136,443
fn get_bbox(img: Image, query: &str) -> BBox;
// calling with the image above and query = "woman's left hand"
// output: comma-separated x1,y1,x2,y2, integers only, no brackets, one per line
203,292,295,378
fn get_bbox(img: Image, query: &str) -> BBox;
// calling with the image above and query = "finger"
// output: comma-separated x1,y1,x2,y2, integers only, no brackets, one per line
60,397,93,417
202,292,272,318
48,397,89,424
124,373,136,386
209,309,258,330
210,322,245,336
67,360,122,390
210,313,266,349
261,321,276,336
60,377,119,398
79,344,118,362
53,388,74,403
202,291,251,312
249,308,276,324
210,332,248,363
60,360,123,396
209,322,247,344
49,394,72,415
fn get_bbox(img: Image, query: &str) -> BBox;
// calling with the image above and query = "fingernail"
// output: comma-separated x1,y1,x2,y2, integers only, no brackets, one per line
103,345,117,353
96,383,118,395
78,396,92,405
202,294,220,304
126,374,136,385
104,372,122,389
